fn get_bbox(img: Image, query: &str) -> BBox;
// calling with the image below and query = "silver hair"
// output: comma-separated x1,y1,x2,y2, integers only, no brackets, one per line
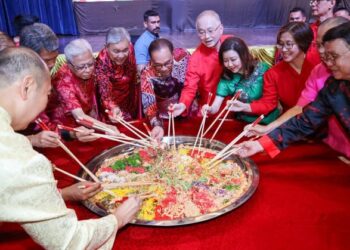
106,27,130,45
19,23,59,53
64,38,93,62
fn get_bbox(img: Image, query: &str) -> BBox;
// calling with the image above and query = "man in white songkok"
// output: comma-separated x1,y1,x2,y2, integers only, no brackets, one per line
0,47,141,249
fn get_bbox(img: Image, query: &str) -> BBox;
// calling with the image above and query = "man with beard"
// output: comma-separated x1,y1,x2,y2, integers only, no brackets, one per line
135,9,161,73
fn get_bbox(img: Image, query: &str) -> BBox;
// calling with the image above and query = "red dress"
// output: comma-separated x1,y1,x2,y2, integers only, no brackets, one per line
47,64,98,127
250,54,319,115
179,35,231,116
95,45,138,122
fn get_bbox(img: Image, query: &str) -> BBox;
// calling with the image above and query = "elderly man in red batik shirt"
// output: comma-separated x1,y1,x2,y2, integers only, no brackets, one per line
48,38,118,134
95,27,139,123
172,10,231,117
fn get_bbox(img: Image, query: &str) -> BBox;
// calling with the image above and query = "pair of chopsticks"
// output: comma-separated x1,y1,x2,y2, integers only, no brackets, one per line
167,104,176,150
191,93,213,156
203,90,242,142
53,165,157,199
35,118,99,182
105,109,156,148
57,124,152,148
206,115,264,169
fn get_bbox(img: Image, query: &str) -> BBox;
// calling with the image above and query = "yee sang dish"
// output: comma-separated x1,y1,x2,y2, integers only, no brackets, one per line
89,144,252,222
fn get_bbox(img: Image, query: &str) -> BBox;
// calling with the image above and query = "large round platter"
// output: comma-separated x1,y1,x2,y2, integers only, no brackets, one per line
80,136,259,226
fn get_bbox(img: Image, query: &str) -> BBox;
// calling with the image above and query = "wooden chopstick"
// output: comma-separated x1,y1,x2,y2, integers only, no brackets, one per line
206,115,264,166
102,181,158,189
203,90,242,137
53,165,86,182
36,120,100,182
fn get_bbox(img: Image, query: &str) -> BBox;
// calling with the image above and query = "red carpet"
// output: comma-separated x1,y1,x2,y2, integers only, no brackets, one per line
1,118,349,250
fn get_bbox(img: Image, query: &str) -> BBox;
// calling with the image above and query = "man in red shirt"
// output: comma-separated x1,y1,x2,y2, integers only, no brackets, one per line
309,0,336,62
172,10,230,117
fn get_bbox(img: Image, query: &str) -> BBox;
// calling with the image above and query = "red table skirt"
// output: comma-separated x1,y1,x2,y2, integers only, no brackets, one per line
1,118,350,250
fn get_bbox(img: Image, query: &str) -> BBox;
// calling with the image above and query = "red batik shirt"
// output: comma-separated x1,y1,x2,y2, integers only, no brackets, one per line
48,64,98,127
95,45,138,122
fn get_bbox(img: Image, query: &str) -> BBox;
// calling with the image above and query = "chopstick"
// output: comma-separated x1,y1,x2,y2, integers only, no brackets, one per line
53,165,86,182
205,115,264,167
57,124,152,148
167,104,176,150
102,181,158,189
35,119,100,183
105,109,151,140
191,92,213,156
76,117,117,135
203,90,242,138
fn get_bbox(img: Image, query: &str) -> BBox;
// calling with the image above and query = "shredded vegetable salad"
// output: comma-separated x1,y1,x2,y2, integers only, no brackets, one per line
90,145,251,221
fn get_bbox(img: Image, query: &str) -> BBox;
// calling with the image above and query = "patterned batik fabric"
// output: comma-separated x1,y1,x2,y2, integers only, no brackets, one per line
261,77,350,157
48,64,98,127
95,45,138,122
141,48,190,127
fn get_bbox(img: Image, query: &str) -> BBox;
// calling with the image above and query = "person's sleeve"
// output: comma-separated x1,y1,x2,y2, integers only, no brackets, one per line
95,58,116,111
216,78,231,97
263,84,333,154
0,143,118,250
179,54,201,115
141,71,162,128
296,68,319,107
244,64,268,101
56,80,82,114
134,39,148,65
258,135,281,158
249,69,278,114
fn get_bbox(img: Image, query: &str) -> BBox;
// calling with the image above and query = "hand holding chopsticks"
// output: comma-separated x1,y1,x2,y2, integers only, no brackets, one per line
203,90,242,141
167,104,176,150
105,109,155,145
36,119,100,182
76,117,119,135
205,115,264,167
191,93,213,156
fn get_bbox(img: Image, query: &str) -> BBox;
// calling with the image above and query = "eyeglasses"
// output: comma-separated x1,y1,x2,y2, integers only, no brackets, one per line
197,24,221,38
69,60,95,72
276,42,295,50
323,49,350,63
310,0,327,5
152,59,173,70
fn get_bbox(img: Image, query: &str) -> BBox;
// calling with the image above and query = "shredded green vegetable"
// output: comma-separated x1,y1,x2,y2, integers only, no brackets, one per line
111,153,142,170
